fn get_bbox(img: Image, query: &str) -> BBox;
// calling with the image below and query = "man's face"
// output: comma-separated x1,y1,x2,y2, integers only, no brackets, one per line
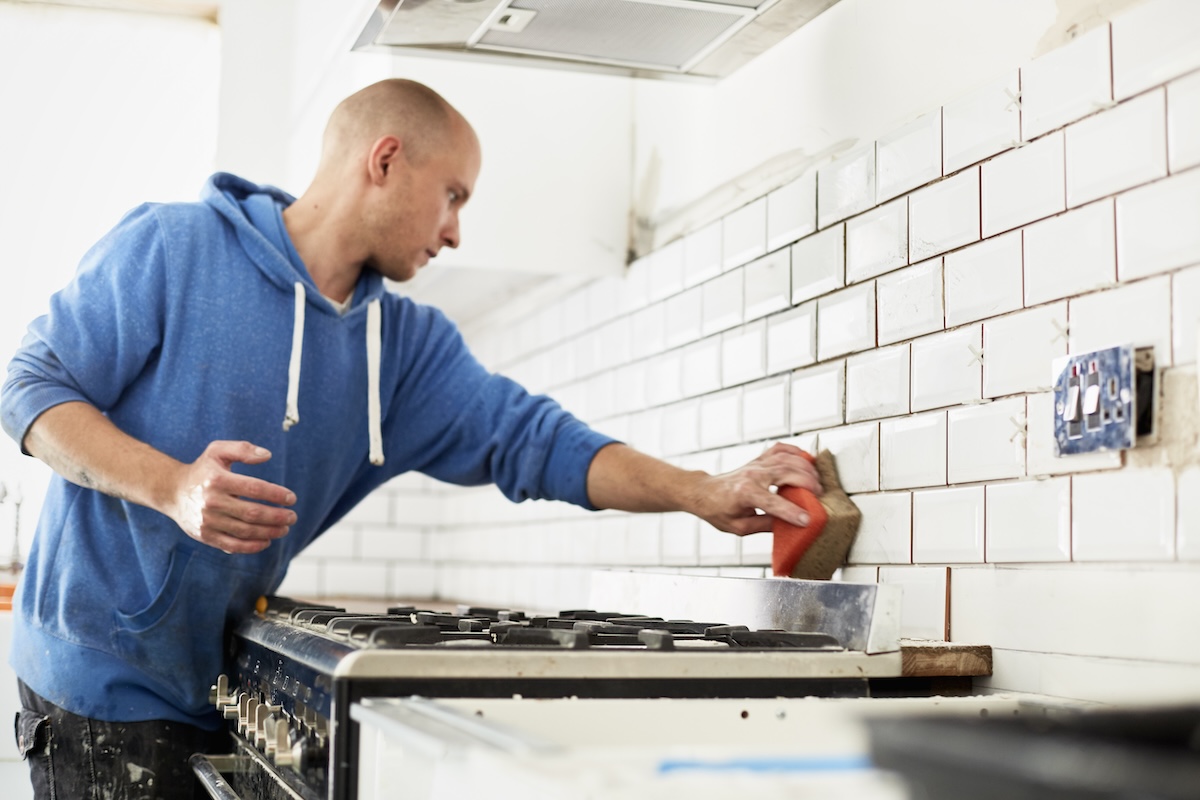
372,122,481,283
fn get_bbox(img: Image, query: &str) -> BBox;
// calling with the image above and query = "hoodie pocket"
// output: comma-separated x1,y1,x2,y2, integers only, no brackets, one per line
110,547,259,715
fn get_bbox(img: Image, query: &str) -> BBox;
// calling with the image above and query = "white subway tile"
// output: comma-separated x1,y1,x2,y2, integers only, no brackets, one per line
767,170,818,250
880,411,947,490
1111,0,1200,100
277,561,320,598
913,485,986,564
345,493,390,525
1177,466,1200,560
614,361,647,416
324,561,388,598
743,249,791,321
701,269,745,337
816,421,880,493
986,477,1071,562
662,399,700,456
626,515,662,566
646,350,683,406
390,563,436,600
587,277,623,328
836,566,879,584
722,198,768,271
647,240,685,302
560,289,589,338
943,71,1021,173
1173,265,1200,365
1020,23,1112,140
1069,274,1173,366
1026,391,1123,475
981,130,1066,237
878,566,948,640
1066,88,1168,208
718,443,763,473
909,167,981,262
594,317,631,371
681,336,722,398
699,387,742,449
620,257,651,315
845,197,909,284
1024,199,1117,306
877,109,942,203
790,361,845,433
945,230,1023,327
878,258,945,345
953,565,1200,664
766,302,817,374
664,286,703,348
1168,71,1200,172
742,375,790,441
983,302,1069,397
781,431,820,455
818,144,876,228
740,529,773,565
721,322,767,387
683,221,722,287
791,225,845,304
1116,168,1200,281
661,512,699,565
947,397,1027,484
817,282,877,360
698,522,741,566
630,408,666,458
845,343,911,423
1073,467,1176,560
910,325,983,411
630,303,666,360
847,492,913,565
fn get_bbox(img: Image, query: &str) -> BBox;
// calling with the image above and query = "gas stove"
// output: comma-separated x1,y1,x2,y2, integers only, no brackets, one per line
193,574,902,800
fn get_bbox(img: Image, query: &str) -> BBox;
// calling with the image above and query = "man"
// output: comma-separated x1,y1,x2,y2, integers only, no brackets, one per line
1,79,821,798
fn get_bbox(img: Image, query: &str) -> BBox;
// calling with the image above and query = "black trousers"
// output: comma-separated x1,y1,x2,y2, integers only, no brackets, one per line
14,680,229,800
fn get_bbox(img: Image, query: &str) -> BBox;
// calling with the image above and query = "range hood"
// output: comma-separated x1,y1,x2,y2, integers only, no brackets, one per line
353,0,842,81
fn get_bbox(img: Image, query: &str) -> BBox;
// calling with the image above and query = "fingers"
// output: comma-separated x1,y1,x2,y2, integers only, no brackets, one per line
175,441,298,554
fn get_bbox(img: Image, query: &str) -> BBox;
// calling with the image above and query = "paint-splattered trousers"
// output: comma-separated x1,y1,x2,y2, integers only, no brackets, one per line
14,680,230,800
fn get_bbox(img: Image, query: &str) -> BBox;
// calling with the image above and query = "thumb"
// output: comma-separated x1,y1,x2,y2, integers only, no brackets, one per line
205,440,272,468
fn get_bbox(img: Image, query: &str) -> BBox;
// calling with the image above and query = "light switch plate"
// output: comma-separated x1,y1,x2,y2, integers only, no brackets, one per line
1052,345,1155,455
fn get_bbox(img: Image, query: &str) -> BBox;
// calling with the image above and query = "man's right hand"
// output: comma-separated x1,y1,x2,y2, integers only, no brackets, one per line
170,441,297,554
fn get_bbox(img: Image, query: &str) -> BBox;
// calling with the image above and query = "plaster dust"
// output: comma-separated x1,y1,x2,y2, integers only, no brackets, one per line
1125,366,1200,475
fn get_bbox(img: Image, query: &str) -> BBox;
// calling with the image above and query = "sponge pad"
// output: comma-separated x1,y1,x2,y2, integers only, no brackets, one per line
771,450,862,579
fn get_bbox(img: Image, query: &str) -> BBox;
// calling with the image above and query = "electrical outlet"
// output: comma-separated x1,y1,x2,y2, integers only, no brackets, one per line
1052,345,1156,456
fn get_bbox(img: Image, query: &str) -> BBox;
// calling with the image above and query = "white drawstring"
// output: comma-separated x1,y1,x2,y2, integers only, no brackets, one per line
366,298,384,466
283,282,305,431
282,283,384,467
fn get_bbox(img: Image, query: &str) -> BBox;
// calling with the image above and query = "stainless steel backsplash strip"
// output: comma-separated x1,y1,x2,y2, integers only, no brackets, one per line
588,572,901,654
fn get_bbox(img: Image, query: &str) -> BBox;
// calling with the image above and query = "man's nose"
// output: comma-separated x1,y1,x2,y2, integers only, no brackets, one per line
442,213,461,249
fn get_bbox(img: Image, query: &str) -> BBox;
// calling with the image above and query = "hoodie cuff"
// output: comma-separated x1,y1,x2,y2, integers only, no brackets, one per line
542,420,620,511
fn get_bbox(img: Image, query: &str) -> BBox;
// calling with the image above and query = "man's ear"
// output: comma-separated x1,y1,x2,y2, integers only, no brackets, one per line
368,135,403,185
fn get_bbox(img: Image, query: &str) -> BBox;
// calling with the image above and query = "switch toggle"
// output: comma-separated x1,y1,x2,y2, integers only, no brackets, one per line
1052,345,1155,456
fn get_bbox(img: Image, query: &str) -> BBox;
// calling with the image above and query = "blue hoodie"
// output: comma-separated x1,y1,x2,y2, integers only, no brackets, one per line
0,173,615,728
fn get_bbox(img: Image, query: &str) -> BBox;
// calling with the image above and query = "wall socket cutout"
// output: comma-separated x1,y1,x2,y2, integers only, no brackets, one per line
1052,345,1156,456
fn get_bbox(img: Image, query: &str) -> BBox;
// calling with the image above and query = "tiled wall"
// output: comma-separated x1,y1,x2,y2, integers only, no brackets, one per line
283,0,1200,702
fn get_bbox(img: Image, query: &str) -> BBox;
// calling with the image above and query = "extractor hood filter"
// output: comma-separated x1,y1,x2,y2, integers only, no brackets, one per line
354,0,842,81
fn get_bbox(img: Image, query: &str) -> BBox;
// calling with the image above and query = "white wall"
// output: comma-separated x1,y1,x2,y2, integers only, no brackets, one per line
283,0,1200,705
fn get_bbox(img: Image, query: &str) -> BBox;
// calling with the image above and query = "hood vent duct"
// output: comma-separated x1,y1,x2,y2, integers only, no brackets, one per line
353,0,842,81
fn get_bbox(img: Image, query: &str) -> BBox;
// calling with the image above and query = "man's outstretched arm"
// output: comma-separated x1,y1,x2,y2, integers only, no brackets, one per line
585,441,823,535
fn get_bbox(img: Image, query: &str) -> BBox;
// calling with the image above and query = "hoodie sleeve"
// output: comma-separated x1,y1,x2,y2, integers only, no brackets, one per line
1,205,167,452
386,302,617,510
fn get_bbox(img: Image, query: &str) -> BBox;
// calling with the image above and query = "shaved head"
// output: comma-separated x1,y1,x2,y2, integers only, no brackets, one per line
317,79,474,174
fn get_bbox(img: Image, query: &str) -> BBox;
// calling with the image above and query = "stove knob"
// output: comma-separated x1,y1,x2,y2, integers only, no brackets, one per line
208,675,233,709
222,691,243,720
266,718,294,767
252,704,271,749
240,697,259,736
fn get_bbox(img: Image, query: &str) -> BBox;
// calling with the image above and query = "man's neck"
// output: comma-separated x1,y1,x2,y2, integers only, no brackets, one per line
281,191,364,304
